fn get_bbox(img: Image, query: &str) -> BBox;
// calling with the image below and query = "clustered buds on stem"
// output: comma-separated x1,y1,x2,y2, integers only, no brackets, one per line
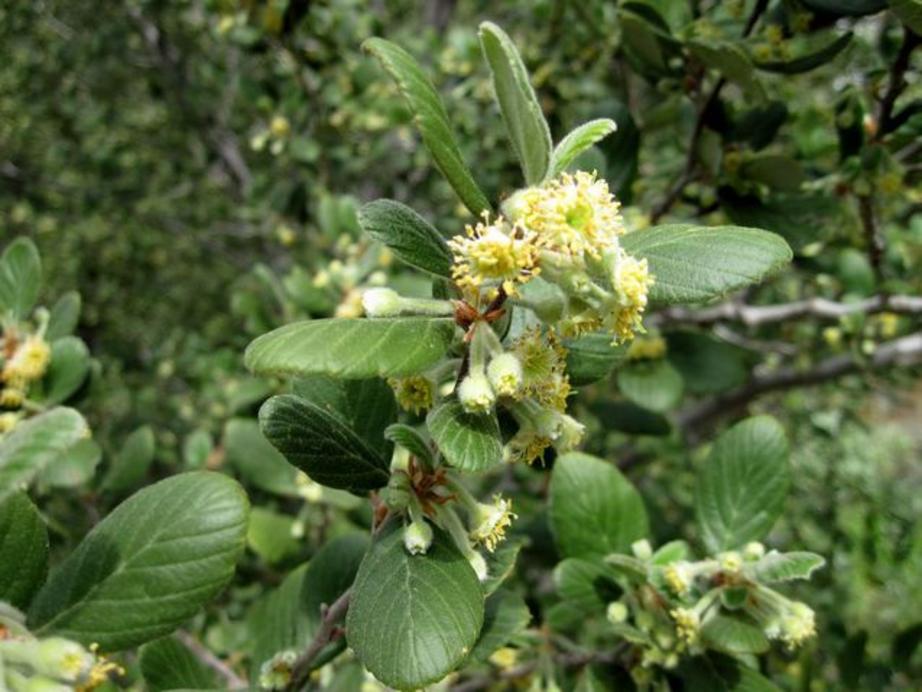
0,636,123,690
1,311,52,437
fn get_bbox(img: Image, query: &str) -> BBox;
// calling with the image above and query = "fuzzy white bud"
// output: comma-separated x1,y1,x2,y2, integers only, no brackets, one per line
361,288,402,317
457,372,496,413
487,353,524,397
403,518,434,556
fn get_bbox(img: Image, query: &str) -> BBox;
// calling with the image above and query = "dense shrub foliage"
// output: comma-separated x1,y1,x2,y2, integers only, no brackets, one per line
1,1,921,690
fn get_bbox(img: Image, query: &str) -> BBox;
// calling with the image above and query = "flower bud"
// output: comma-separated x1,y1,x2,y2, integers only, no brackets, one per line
469,495,516,552
631,539,653,560
486,353,523,397
457,372,496,413
718,551,743,573
607,602,629,624
361,288,401,317
403,518,434,556
259,650,297,690
743,542,766,560
35,637,93,682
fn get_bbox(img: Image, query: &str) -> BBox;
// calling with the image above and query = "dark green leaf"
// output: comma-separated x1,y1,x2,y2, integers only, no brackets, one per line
555,558,622,615
384,423,434,467
102,425,156,495
478,22,552,184
245,318,457,380
363,38,491,215
302,532,369,632
259,394,389,492
0,492,48,609
358,200,453,277
621,225,792,306
469,589,531,661
753,32,853,74
549,452,649,558
890,0,922,34
617,360,684,413
802,0,886,15
695,416,790,552
427,401,502,473
667,332,748,395
28,472,249,650
346,523,484,689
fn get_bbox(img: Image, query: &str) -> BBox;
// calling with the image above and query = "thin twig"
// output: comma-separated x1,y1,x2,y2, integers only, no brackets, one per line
176,630,247,689
285,589,352,690
676,330,922,439
649,294,922,328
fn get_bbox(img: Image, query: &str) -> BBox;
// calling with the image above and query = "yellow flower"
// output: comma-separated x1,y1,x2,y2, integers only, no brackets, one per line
779,603,816,649
449,214,539,296
507,170,624,259
511,329,570,409
0,387,24,409
664,562,692,597
503,427,553,465
878,312,899,338
470,495,516,552
604,250,652,343
627,335,666,361
0,412,20,434
718,551,743,573
488,647,518,669
3,336,51,383
487,353,524,398
389,375,435,414
270,115,291,139
671,607,700,646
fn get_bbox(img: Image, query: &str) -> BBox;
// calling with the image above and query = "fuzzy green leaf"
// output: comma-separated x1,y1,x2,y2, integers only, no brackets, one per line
358,200,453,277
750,551,826,582
620,225,792,306
346,523,484,689
28,472,248,650
245,318,457,380
479,22,552,184
363,38,490,215
695,416,790,552
427,401,503,473
701,615,770,655
548,119,617,179
0,237,42,319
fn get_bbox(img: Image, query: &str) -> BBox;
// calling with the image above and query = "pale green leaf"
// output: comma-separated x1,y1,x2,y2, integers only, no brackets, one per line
0,237,42,319
695,416,790,552
45,291,82,340
245,318,457,380
617,360,684,412
224,418,299,497
363,38,491,215
749,551,825,582
346,523,484,689
28,472,249,650
479,22,552,184
0,407,89,502
620,225,792,306
247,507,300,564
40,337,90,405
548,119,617,179
701,615,770,655
427,401,502,473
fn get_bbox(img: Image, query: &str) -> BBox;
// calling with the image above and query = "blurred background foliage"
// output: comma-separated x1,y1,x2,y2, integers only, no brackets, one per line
2,0,921,688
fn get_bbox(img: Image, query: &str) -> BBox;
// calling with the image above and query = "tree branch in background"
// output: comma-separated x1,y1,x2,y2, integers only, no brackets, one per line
651,294,922,328
877,25,921,136
176,630,247,689
676,331,922,440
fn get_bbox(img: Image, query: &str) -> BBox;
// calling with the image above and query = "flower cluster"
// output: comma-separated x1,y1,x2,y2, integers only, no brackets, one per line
0,634,123,691
594,541,821,683
0,323,52,437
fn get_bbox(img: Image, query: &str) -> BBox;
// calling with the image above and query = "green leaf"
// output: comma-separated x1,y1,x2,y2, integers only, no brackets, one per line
0,407,89,502
483,538,524,596
384,423,434,467
749,551,825,582
293,376,397,459
245,318,457,380
590,401,671,436
620,225,792,306
358,200,452,277
564,332,629,386
40,337,90,405
183,429,213,470
363,38,491,215
247,507,300,564
555,558,622,615
28,472,249,650
753,32,853,74
478,22,552,184
45,291,82,340
617,360,684,413
0,492,48,609
720,188,842,251
247,564,310,679
259,394,389,492
689,40,761,97
139,636,218,691
739,155,806,192
549,452,649,558
684,654,781,691
0,237,42,319
695,416,790,552
223,418,300,496
427,401,502,473
890,0,922,33
667,332,748,395
346,523,484,689
38,437,101,489
469,589,531,661
701,615,770,655
102,425,156,495
548,119,617,179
